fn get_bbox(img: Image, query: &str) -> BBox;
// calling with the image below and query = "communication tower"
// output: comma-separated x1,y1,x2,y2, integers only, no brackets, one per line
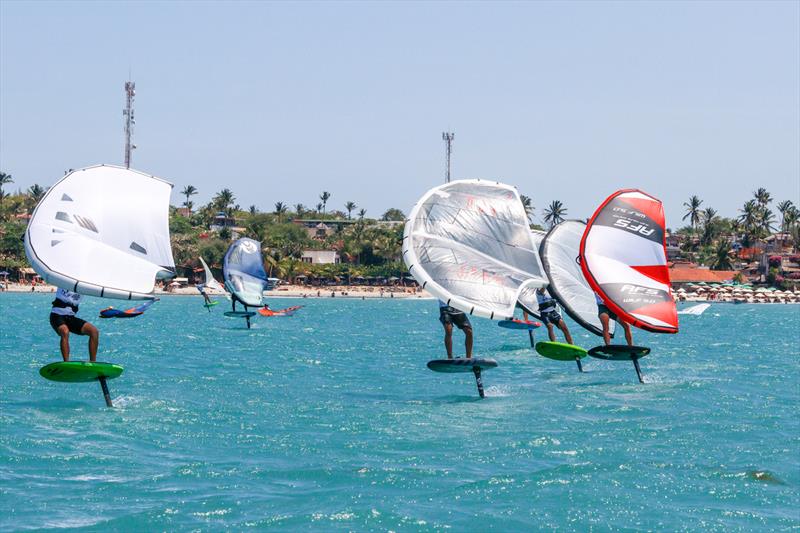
442,131,454,183
123,80,136,168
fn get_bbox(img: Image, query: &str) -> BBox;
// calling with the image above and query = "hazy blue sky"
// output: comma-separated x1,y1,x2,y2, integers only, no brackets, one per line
1,1,798,226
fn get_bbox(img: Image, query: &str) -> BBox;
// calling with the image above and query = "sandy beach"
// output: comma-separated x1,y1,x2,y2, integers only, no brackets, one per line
0,282,435,300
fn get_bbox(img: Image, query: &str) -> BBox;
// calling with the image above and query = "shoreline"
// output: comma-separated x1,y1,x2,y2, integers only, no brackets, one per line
0,283,436,300
1,282,797,304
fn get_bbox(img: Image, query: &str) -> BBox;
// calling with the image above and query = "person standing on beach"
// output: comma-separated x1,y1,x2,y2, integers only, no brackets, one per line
49,287,99,362
438,300,473,359
595,292,633,346
536,287,574,345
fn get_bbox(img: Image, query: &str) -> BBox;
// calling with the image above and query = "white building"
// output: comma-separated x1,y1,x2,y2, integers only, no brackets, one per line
301,250,340,264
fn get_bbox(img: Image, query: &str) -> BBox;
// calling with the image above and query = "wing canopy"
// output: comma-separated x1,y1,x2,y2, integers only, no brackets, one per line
579,190,678,333
541,220,613,337
24,164,175,300
403,180,547,319
223,238,267,307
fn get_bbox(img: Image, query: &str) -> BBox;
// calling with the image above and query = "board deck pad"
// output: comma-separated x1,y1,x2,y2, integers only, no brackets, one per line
224,311,256,318
498,319,542,331
40,361,124,383
535,341,588,361
588,345,651,361
427,358,498,373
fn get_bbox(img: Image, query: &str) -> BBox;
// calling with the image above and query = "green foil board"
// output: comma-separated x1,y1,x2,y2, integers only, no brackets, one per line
535,341,588,361
39,361,124,383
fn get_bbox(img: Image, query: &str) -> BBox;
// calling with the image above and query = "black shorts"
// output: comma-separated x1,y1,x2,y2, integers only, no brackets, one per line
541,309,562,326
439,306,472,330
597,304,618,322
49,313,88,335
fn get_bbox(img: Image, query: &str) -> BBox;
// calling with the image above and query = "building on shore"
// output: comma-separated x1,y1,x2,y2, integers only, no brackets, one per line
301,250,340,264
669,262,739,289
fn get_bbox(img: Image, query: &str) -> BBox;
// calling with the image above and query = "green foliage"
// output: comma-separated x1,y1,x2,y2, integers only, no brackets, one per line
0,221,26,267
543,200,566,228
381,208,405,221
169,212,194,235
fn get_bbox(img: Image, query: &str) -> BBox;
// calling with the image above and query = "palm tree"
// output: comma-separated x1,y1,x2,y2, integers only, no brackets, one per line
249,205,258,215
785,206,800,252
294,203,305,217
682,195,703,231
543,200,567,228
320,191,331,215
700,207,718,246
316,202,323,215
0,172,12,213
274,201,288,223
520,195,534,223
213,189,235,215
759,208,776,237
27,184,45,203
345,201,357,219
777,200,795,247
754,187,772,208
738,200,759,246
358,208,367,220
181,185,198,209
709,240,733,271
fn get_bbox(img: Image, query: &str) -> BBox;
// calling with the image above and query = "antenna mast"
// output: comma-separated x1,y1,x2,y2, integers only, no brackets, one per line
442,131,454,183
123,80,136,168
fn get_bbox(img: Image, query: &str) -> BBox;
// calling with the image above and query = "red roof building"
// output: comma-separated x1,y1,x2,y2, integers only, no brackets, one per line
668,263,739,284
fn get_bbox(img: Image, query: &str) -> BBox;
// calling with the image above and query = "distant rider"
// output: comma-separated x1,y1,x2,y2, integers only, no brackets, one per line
50,287,99,362
439,300,473,359
196,283,212,305
596,292,633,346
536,287,574,345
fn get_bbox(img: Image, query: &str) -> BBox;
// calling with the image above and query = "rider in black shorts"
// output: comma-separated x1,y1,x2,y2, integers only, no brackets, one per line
536,287,574,344
595,292,633,346
50,288,99,362
439,300,473,359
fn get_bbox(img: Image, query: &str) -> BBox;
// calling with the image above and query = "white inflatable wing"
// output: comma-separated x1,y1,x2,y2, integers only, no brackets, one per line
24,165,176,299
540,220,613,337
403,180,548,320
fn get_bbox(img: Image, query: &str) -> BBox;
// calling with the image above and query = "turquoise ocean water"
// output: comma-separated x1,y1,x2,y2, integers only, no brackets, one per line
1,293,798,531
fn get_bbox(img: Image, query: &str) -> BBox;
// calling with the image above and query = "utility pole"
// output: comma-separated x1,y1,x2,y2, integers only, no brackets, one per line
123,80,136,168
442,131,454,183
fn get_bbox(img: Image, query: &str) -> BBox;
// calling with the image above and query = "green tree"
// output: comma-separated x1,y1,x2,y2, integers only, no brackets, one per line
181,185,198,209
294,203,305,217
274,201,288,223
543,200,566,228
682,195,703,232
345,201,357,219
709,240,733,270
316,202,323,214
213,188,236,215
700,207,718,246
320,191,331,215
754,187,772,208
0,172,13,215
777,200,795,247
358,208,367,220
738,200,760,245
520,195,534,223
381,208,405,221
27,184,46,212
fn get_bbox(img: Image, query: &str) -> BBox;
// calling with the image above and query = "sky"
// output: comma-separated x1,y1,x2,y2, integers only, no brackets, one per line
1,0,798,227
